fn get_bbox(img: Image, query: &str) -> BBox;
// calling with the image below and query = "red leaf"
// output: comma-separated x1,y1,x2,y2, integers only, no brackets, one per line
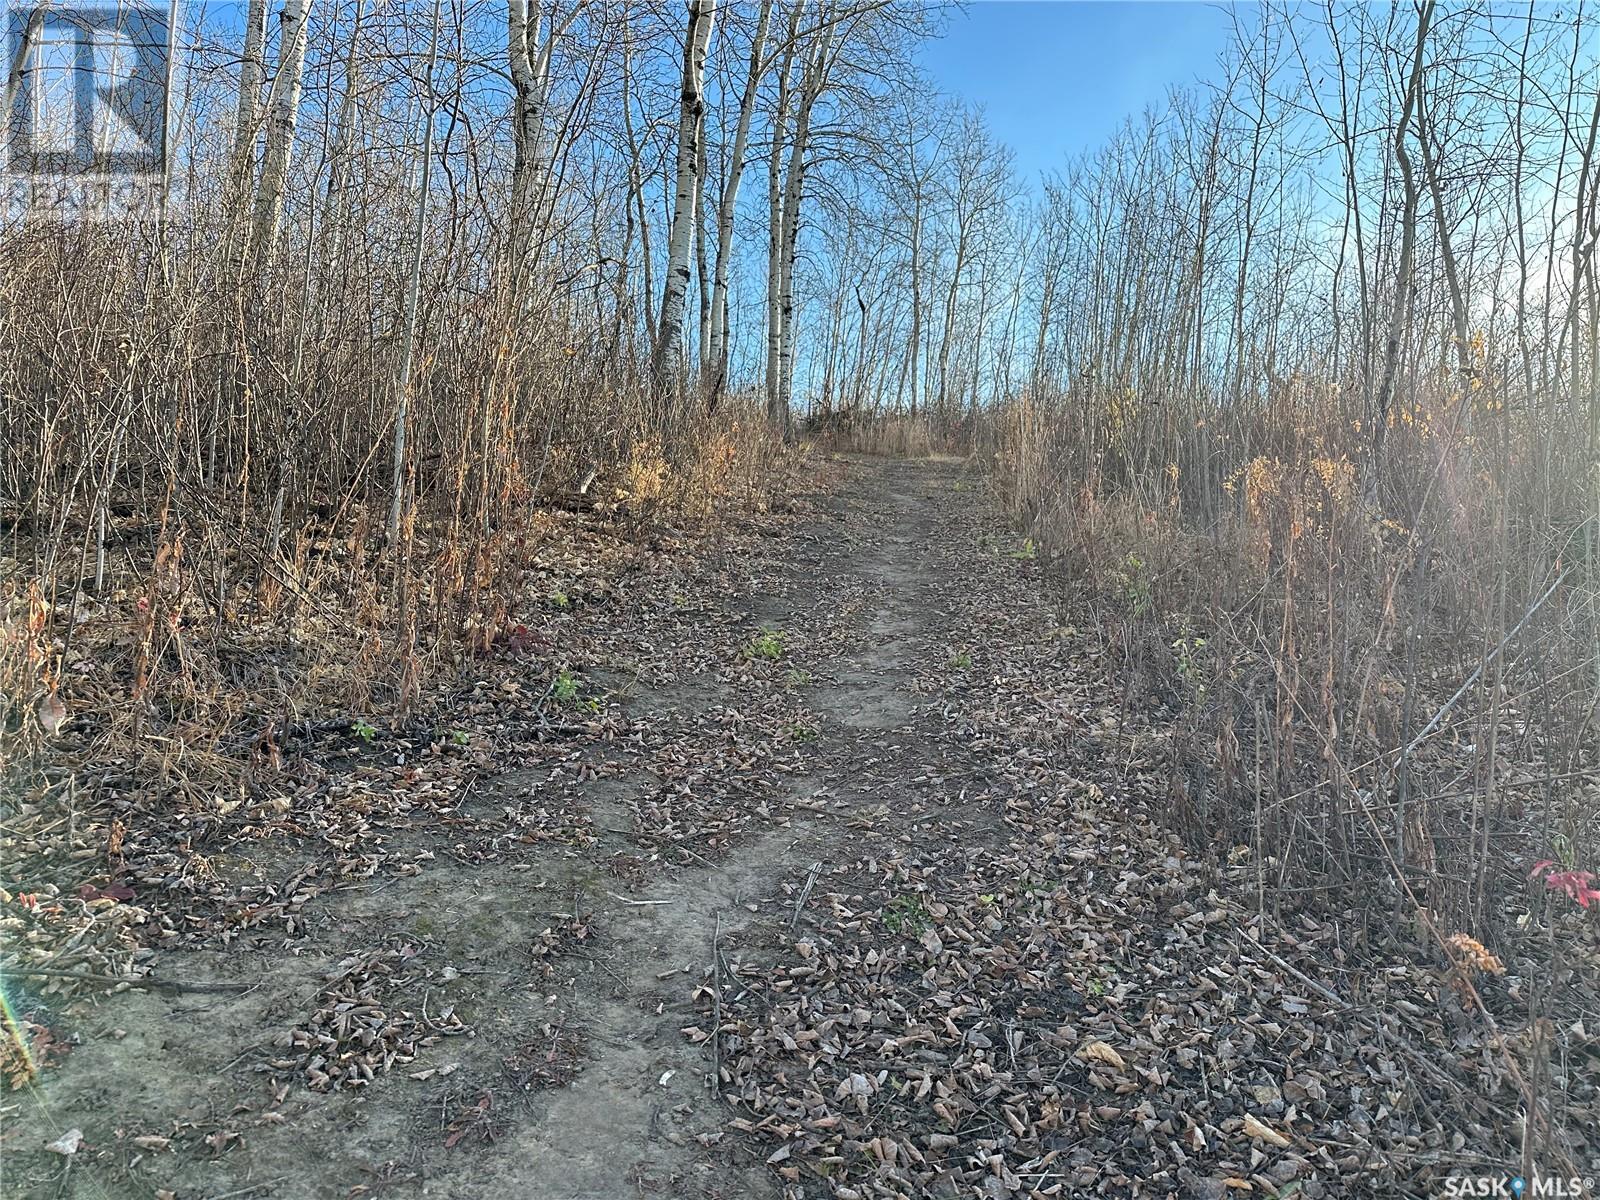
77,882,136,903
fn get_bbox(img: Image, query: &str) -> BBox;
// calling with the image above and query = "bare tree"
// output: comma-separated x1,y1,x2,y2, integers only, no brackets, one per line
651,0,718,399
706,0,774,406
508,0,582,270
1369,0,1434,493
250,0,315,270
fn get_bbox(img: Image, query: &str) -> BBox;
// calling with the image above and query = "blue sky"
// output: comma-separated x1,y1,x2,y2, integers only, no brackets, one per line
918,1,1248,182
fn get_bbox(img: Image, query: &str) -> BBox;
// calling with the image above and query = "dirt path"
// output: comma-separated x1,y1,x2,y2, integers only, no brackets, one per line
6,456,995,1199
464,458,978,1199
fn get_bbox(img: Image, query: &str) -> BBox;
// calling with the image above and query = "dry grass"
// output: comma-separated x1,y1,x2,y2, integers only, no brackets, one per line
991,379,1599,943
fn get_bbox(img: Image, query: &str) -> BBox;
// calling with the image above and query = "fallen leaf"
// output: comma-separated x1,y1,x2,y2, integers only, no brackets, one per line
1241,1114,1291,1148
45,1129,83,1155
1077,1040,1127,1071
77,882,136,903
36,694,67,736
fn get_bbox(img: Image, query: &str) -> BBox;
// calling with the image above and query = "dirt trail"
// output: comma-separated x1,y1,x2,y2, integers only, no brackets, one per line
7,456,991,1200
466,459,969,1200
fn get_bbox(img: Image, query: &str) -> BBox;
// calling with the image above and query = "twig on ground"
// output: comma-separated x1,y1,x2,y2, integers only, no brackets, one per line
1,967,247,995
791,860,823,932
605,891,672,906
711,910,723,1095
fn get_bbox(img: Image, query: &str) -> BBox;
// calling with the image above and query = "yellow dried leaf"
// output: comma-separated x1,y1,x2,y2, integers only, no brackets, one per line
1241,1113,1291,1148
1077,1040,1126,1071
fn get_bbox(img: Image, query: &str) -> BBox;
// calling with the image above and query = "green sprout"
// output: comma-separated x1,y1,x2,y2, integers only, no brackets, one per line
745,628,786,661
1007,538,1038,561
552,669,581,705
882,895,929,936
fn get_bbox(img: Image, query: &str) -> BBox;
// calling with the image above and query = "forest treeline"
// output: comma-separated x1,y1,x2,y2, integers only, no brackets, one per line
6,2,1599,561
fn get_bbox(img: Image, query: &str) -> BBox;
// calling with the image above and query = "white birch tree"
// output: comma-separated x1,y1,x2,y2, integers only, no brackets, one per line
250,0,314,270
651,0,718,398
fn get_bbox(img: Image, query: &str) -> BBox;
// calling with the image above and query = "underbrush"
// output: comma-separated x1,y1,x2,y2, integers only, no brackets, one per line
0,194,814,1028
804,412,971,459
989,386,1599,1167
0,374,795,998
2,405,791,771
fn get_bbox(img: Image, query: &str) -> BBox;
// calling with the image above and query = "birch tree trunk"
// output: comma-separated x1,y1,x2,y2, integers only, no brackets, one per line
233,0,268,166
764,2,803,422
222,0,267,276
3,6,46,145
250,0,314,272
774,13,838,424
707,0,774,406
695,100,712,371
507,0,549,269
620,25,656,353
651,0,718,399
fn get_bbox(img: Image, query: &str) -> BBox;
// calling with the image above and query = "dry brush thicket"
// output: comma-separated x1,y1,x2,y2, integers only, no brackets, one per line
981,2,1600,1141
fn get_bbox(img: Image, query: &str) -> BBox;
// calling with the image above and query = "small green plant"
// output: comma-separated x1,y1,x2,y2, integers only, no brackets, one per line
745,628,786,661
351,719,378,744
949,650,972,670
1006,537,1038,561
551,669,581,705
882,895,929,936
1115,551,1154,617
787,721,819,743
784,666,812,688
548,589,571,610
449,728,470,747
1172,635,1208,699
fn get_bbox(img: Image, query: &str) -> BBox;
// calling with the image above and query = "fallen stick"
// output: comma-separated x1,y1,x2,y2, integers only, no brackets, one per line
605,891,672,906
1,966,247,995
711,910,723,1096
791,860,823,932
1245,937,1350,1011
